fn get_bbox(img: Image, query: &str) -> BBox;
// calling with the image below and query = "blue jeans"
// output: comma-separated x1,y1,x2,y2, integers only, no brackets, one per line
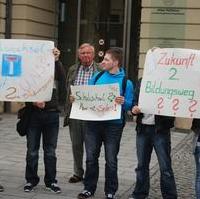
84,121,123,195
25,109,59,186
132,125,177,199
194,146,200,199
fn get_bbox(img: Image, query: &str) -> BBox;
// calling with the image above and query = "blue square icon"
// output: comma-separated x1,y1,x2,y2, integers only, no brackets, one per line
2,54,22,77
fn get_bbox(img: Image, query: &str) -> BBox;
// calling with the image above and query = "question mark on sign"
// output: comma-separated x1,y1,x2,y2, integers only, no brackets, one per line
157,97,164,114
189,100,197,118
172,98,179,116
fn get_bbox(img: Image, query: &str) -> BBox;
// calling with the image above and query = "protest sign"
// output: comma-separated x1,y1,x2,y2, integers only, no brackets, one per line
70,83,121,120
139,48,200,118
0,39,54,102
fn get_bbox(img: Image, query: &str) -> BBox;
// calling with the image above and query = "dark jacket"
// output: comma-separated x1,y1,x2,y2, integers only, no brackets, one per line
63,61,100,126
134,78,175,133
191,119,200,153
192,119,200,134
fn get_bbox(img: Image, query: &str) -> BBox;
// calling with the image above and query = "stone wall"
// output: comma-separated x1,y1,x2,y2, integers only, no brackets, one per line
139,0,200,129
0,0,58,112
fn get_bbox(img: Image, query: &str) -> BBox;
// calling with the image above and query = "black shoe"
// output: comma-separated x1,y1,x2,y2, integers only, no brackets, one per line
69,175,83,183
77,190,93,199
24,183,35,192
129,197,148,199
106,193,115,199
0,184,4,192
46,183,61,194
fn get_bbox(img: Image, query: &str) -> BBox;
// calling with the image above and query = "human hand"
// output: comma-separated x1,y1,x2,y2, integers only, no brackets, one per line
33,102,45,109
132,105,141,114
53,47,60,61
115,96,124,105
151,47,160,52
69,95,75,103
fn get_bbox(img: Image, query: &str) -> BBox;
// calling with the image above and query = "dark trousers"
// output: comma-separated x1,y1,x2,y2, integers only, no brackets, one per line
194,146,200,199
132,125,177,199
25,110,59,186
69,119,87,178
84,121,123,195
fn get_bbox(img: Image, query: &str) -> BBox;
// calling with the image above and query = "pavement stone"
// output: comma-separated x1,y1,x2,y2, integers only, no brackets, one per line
148,132,195,199
120,132,195,199
0,114,193,199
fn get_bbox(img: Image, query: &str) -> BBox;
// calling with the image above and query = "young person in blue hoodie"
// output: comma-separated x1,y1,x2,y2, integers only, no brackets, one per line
77,48,134,199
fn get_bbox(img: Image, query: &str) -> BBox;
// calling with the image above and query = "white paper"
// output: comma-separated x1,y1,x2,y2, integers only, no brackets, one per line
70,84,121,121
139,48,200,118
0,39,54,102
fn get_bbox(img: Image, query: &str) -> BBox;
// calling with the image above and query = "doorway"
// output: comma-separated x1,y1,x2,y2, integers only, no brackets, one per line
58,0,140,80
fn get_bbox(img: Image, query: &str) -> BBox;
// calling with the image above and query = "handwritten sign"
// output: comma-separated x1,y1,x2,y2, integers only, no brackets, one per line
139,48,200,118
0,39,54,102
70,84,121,121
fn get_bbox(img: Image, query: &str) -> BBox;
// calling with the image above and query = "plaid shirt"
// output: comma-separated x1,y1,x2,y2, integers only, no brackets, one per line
74,63,95,85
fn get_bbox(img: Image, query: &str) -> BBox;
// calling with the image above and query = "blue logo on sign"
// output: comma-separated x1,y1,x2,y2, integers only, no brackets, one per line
2,54,22,77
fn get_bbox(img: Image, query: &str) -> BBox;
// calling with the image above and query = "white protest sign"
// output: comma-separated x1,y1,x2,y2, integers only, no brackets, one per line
70,84,121,121
0,39,54,102
139,48,200,118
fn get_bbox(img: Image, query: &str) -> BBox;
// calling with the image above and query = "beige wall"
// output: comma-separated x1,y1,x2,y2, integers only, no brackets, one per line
139,0,200,72
0,0,58,112
0,0,58,40
0,0,5,39
139,0,200,129
0,0,5,112
12,0,58,40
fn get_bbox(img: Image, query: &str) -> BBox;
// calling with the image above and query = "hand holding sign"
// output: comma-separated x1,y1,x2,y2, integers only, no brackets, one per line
53,47,60,61
115,96,125,105
132,105,141,115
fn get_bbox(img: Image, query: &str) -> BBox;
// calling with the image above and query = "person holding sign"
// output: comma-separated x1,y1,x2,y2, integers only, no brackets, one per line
64,43,101,183
23,48,66,193
191,119,200,199
77,48,134,199
130,79,177,199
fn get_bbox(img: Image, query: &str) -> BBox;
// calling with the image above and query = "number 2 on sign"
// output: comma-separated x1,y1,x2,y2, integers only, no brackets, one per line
169,67,179,80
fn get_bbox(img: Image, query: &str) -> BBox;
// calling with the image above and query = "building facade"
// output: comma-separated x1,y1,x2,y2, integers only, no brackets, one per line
1,0,200,128
0,0,59,112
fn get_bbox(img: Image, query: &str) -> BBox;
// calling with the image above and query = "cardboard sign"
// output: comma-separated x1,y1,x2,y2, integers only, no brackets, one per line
139,48,200,118
70,84,121,121
0,39,54,102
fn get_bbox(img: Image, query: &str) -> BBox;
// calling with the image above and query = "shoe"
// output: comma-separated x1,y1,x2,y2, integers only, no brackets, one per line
0,184,4,192
106,193,115,199
46,183,61,194
77,190,93,199
69,175,83,183
24,183,35,192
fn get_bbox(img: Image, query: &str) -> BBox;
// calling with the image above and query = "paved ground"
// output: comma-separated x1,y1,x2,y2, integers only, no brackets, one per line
0,114,195,199
121,131,195,199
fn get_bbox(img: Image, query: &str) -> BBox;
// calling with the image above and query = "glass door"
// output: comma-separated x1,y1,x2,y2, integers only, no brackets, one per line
78,0,127,63
58,0,140,80
58,0,79,72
